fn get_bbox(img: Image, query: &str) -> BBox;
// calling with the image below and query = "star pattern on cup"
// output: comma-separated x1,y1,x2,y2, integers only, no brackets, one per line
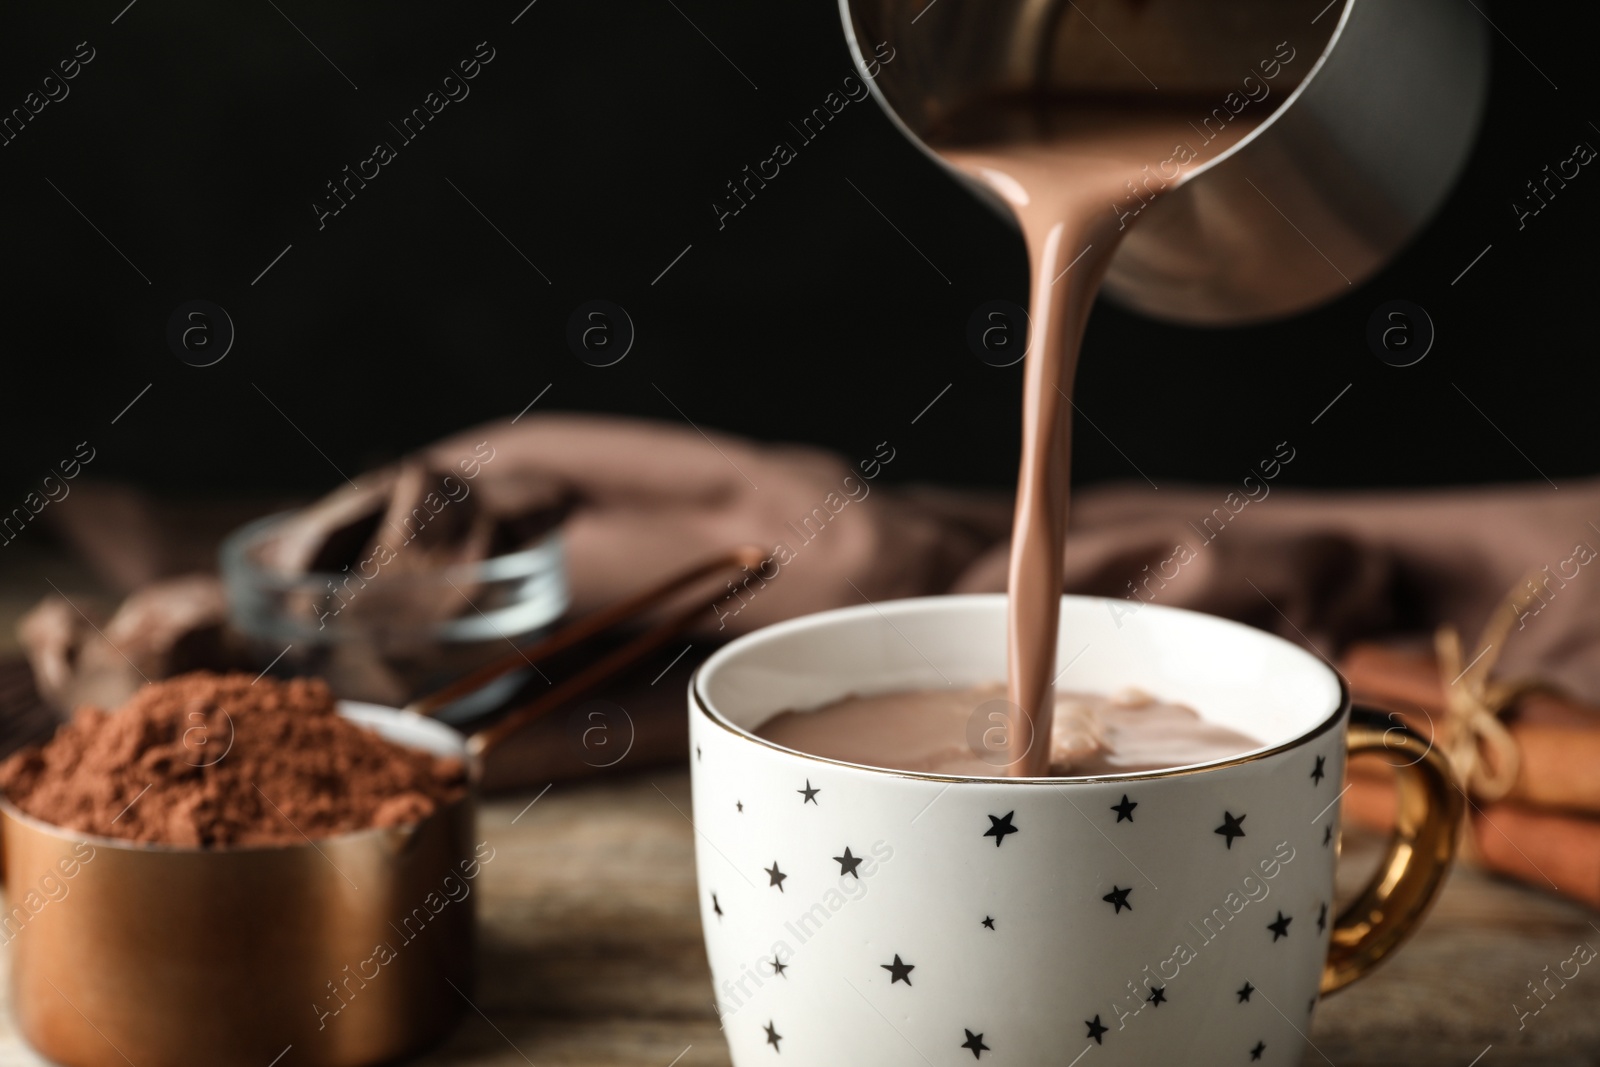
834,847,863,878
697,742,1339,1061
881,954,915,986
1102,885,1133,914
984,810,1019,847
961,1029,990,1059
1215,810,1247,848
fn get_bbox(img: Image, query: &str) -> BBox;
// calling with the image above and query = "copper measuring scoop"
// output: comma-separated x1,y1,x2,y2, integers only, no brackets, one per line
0,546,764,1067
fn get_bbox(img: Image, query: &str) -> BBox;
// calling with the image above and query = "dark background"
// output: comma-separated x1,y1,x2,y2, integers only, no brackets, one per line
0,0,1591,506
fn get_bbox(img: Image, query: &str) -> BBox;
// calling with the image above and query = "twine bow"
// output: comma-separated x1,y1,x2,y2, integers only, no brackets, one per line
1433,583,1544,802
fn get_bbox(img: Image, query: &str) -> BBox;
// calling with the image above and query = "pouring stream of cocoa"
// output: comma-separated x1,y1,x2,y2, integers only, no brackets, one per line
945,102,1257,775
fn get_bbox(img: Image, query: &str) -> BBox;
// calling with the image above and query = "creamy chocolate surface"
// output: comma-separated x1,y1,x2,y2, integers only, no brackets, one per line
756,685,1260,777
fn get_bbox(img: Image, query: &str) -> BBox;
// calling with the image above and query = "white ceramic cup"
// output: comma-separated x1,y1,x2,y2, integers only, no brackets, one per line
688,594,1459,1065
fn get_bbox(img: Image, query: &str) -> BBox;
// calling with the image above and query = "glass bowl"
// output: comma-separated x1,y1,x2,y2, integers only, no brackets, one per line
220,512,568,710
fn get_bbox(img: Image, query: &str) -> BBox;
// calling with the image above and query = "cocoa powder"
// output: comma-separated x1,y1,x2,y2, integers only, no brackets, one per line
0,672,466,847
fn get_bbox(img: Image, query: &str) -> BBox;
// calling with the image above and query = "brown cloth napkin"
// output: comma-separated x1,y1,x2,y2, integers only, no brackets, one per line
423,415,1013,635
42,418,1600,700
955,478,1600,702
431,421,1600,701
38,415,1012,640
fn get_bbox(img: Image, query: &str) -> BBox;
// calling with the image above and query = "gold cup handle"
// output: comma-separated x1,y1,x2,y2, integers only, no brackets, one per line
1321,706,1466,994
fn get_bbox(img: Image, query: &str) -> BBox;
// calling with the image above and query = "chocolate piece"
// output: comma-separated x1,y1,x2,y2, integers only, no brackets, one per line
254,469,399,574
98,573,248,677
17,595,99,709
257,461,575,583
363,462,489,576
472,472,578,557
19,575,250,713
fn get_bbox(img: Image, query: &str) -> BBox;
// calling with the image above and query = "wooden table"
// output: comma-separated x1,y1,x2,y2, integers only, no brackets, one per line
1,774,1597,1065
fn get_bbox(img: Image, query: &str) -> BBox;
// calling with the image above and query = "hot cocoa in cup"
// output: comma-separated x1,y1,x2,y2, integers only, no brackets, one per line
758,684,1260,776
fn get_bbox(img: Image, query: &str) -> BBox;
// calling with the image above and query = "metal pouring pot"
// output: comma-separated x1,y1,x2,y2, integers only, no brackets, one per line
0,547,764,1067
840,0,1490,324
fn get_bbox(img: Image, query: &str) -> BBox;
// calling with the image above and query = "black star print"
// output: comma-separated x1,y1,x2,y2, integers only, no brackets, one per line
882,955,915,986
961,1030,990,1059
1215,811,1247,849
712,893,723,920
798,780,820,804
1085,1015,1109,1044
1307,996,1317,1013
764,1021,782,1051
771,957,788,978
696,745,702,761
765,862,787,892
1311,755,1326,784
1111,794,1138,822
1323,824,1334,847
984,811,1019,847
736,800,743,813
1317,902,1328,933
1250,1040,1266,1060
1102,885,1133,914
834,847,864,878
1237,981,1254,1003
1147,985,1167,1007
981,916,996,930
1268,911,1292,941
